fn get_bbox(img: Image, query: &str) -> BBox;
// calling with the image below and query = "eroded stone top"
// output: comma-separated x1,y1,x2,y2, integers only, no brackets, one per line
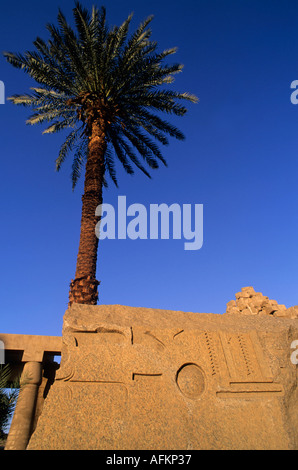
63,297,298,338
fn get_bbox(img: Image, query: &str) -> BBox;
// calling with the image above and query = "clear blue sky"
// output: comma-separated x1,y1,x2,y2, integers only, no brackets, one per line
0,0,297,336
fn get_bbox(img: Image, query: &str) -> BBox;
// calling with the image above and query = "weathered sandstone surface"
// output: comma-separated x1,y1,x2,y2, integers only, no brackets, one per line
28,293,298,450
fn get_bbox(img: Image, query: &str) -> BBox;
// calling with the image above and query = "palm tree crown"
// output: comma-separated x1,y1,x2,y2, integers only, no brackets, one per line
4,2,198,305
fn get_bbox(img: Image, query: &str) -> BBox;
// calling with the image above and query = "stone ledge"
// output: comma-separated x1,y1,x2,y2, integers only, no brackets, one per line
0,333,62,362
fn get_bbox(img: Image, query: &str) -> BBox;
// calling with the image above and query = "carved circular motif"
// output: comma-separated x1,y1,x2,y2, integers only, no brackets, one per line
176,363,205,399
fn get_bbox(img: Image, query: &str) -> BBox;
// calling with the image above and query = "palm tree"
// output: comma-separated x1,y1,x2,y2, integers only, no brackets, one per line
0,365,19,440
4,2,198,306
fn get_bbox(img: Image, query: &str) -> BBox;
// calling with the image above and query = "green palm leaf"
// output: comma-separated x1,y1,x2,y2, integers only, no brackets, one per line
4,2,197,186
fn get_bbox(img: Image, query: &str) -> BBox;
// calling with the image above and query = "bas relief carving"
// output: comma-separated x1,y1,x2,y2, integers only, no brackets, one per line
56,324,284,401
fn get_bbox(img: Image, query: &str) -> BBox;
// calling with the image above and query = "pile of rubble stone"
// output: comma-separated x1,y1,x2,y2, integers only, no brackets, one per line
225,286,298,319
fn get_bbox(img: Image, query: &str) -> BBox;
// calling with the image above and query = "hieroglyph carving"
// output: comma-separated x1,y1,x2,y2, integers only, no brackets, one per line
56,324,283,401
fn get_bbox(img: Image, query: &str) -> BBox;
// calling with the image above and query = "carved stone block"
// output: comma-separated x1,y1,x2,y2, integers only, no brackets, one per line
28,304,298,450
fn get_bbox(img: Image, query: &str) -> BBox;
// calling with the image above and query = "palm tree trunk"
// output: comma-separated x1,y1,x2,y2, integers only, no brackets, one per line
69,118,106,305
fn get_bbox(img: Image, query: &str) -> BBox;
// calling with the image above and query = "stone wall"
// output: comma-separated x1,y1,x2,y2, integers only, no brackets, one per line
27,300,298,450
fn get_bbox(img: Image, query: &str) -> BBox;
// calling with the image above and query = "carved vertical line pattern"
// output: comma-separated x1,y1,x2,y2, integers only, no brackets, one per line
204,332,218,376
237,334,253,377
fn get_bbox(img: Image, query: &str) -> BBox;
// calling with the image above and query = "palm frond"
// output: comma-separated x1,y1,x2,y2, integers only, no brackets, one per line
104,146,118,187
115,133,153,177
56,127,84,171
71,140,87,190
4,4,198,187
